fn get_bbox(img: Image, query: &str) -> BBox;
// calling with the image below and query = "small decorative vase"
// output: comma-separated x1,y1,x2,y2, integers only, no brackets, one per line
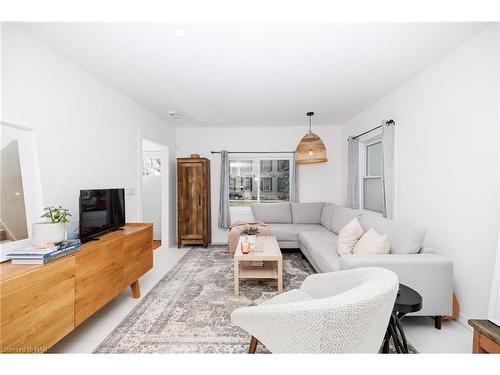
32,222,66,247
241,241,250,254
247,235,256,244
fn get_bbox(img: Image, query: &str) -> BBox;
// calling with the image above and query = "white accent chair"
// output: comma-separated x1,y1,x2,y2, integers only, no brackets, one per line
231,267,399,353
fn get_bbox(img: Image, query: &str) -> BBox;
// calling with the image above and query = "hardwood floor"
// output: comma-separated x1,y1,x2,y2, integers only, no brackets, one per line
153,240,161,250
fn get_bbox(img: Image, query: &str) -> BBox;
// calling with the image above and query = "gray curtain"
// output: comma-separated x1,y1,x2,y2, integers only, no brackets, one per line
290,153,299,202
382,121,395,219
218,151,231,228
347,137,360,209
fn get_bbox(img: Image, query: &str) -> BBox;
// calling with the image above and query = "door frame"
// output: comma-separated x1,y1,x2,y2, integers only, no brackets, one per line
137,132,169,247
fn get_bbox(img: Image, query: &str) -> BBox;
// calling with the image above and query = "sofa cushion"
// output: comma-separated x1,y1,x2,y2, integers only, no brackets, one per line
320,203,337,230
291,202,325,224
269,224,328,242
331,206,362,234
251,203,292,223
309,246,341,273
298,230,338,251
359,214,425,254
299,231,340,272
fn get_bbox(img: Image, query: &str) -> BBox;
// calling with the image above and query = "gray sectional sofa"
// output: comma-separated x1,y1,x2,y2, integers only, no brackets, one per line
251,202,453,320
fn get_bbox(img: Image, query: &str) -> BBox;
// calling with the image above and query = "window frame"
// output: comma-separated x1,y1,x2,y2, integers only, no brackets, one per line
359,135,384,214
228,153,293,212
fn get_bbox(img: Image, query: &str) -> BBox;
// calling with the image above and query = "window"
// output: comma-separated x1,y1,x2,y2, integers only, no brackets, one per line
261,177,272,192
360,139,383,213
278,160,289,172
261,160,272,172
229,154,292,207
143,157,161,176
278,176,289,193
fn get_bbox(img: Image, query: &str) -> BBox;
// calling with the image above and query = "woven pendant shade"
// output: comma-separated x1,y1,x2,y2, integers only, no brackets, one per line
295,112,328,164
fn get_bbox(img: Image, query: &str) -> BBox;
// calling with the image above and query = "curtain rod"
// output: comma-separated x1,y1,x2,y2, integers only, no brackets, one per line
349,119,395,141
211,151,295,154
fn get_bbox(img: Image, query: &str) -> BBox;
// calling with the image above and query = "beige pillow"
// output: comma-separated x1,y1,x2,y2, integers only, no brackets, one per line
353,228,390,255
337,218,365,256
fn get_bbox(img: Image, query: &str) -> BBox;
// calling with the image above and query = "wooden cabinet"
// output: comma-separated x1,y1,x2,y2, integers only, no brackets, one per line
74,237,125,326
0,223,153,353
0,256,75,353
177,157,211,247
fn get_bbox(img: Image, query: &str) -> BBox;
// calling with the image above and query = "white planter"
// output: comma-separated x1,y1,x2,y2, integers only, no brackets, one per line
246,235,257,244
32,222,66,247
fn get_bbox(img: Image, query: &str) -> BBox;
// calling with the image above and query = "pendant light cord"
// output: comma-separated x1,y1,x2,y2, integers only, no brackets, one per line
307,111,314,132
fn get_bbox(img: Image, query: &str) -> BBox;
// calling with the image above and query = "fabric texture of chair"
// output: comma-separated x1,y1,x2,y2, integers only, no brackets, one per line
231,267,399,353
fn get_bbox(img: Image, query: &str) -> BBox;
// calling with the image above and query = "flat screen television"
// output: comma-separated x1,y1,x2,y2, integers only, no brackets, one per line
79,188,126,243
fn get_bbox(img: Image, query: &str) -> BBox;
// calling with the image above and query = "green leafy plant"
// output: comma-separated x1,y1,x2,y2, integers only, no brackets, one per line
41,206,72,223
240,226,259,236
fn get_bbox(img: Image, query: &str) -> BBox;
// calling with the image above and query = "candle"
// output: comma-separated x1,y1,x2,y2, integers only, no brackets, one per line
241,242,250,254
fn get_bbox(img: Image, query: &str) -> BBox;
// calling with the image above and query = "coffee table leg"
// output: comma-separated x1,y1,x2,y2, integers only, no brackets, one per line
234,259,239,296
277,258,283,293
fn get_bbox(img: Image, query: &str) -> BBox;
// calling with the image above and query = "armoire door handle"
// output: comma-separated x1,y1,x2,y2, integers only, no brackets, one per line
198,195,201,207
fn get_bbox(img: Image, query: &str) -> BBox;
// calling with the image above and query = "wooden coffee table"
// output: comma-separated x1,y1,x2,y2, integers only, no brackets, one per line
233,236,283,296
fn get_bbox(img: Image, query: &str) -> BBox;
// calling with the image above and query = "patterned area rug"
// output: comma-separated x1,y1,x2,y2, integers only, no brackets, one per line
94,245,417,353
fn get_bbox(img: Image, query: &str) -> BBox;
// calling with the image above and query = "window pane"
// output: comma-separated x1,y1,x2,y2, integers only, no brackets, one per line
366,141,382,176
260,160,272,172
260,159,290,203
363,177,384,213
229,160,257,207
143,158,161,176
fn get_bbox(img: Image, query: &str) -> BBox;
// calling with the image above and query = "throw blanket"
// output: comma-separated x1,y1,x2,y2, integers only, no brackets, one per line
228,221,271,257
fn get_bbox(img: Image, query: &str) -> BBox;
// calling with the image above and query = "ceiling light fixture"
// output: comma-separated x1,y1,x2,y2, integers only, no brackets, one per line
168,110,181,119
173,28,187,38
295,112,328,164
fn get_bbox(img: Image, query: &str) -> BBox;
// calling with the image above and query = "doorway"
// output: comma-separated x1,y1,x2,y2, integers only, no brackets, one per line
140,139,169,248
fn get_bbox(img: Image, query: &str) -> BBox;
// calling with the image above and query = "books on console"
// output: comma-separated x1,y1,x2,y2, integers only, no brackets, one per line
6,239,81,265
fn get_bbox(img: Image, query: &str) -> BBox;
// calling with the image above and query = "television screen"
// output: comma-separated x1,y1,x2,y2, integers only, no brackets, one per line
79,188,125,242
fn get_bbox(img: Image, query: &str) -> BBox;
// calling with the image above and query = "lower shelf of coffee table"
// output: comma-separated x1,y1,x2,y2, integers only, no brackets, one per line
238,261,278,279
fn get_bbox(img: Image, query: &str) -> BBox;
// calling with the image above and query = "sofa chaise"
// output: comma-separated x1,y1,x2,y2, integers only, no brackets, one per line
250,202,453,327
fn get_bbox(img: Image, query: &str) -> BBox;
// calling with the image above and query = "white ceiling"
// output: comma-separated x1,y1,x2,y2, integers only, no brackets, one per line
21,22,487,127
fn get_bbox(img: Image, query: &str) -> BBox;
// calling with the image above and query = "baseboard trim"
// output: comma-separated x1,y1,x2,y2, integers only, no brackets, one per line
456,312,472,331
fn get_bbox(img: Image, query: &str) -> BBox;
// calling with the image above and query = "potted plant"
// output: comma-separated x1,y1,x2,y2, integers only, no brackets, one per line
32,206,72,247
240,225,259,245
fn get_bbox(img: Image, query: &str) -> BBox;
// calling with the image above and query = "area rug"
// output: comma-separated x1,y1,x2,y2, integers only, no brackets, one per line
94,245,417,354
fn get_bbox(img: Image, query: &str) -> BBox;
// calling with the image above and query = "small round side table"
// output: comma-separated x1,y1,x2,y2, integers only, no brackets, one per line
382,283,422,354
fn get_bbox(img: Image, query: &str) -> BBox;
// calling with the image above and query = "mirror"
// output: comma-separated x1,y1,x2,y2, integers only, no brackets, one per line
1,139,29,242
0,122,44,261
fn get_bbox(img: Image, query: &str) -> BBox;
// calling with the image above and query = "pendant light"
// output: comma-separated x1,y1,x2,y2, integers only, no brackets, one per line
295,112,328,164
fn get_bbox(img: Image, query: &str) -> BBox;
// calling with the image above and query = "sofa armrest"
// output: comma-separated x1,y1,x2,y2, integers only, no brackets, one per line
339,253,453,316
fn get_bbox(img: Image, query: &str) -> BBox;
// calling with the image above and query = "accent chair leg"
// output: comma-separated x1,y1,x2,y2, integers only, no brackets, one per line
248,336,258,354
434,316,442,330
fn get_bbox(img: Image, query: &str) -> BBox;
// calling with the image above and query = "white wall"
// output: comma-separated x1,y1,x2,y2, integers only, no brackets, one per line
1,24,177,246
176,125,346,243
342,25,500,320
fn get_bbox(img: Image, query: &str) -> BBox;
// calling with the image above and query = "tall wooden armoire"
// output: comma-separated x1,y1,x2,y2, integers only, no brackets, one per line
177,156,211,248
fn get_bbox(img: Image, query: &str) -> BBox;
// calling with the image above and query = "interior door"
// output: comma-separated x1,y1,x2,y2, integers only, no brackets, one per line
178,162,203,239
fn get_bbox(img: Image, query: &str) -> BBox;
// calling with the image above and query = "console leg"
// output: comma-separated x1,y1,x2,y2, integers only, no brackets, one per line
434,316,442,330
130,280,141,299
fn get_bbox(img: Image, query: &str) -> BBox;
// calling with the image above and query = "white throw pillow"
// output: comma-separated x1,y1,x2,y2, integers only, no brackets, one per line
353,228,390,255
337,218,365,256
